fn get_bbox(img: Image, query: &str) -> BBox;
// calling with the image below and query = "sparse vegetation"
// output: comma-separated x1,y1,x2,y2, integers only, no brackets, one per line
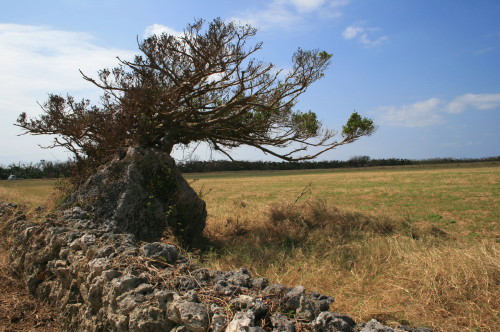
1,163,499,331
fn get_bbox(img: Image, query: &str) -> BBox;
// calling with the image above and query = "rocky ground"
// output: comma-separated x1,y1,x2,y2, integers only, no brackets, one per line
0,243,62,332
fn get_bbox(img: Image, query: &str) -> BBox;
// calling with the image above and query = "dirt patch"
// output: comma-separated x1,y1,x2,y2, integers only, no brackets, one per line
0,246,62,332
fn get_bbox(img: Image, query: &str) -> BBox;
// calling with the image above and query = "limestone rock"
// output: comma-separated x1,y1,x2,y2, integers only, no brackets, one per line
359,319,395,332
142,242,179,264
312,312,356,332
270,313,296,332
62,146,206,242
167,300,209,332
229,295,268,317
226,310,256,332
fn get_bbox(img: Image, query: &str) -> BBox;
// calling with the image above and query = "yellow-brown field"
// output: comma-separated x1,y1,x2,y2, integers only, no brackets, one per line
1,163,499,331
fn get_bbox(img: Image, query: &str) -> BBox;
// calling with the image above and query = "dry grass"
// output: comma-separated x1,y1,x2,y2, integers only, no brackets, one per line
0,206,63,332
198,199,499,331
188,164,500,331
0,179,59,217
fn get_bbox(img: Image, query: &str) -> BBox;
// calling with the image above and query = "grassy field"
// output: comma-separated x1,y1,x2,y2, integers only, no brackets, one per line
0,178,58,211
1,163,499,331
187,163,499,238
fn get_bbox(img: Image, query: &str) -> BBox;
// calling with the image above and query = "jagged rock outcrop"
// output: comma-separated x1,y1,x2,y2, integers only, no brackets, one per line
62,146,207,242
0,203,434,331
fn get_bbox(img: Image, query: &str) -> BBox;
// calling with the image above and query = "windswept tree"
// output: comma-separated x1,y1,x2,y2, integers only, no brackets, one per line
16,18,376,241
16,18,375,178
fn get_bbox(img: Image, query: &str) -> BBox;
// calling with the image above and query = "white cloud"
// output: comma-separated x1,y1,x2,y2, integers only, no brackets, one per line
341,25,363,39
376,98,444,127
290,0,328,12
0,24,135,164
231,0,350,30
0,24,135,94
341,22,389,47
474,46,496,55
446,93,500,113
144,24,183,38
375,93,500,128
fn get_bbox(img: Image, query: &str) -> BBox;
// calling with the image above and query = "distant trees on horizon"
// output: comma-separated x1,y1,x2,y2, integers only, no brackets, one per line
0,160,72,180
2,156,498,180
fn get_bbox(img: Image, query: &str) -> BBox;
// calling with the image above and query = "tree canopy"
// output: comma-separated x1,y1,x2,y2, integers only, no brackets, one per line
16,18,375,172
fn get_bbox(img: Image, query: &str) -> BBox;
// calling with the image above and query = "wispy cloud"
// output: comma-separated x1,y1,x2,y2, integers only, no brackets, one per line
0,24,134,95
375,93,500,127
447,93,500,113
290,0,328,12
231,0,350,30
0,24,135,162
341,22,389,47
376,98,444,127
474,46,496,55
144,24,183,38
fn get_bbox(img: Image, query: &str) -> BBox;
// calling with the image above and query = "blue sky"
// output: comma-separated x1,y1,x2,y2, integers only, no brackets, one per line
1,0,499,164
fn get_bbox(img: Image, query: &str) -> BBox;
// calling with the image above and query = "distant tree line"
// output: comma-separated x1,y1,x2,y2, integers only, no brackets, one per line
0,160,72,180
1,156,498,180
177,156,500,173
177,157,411,173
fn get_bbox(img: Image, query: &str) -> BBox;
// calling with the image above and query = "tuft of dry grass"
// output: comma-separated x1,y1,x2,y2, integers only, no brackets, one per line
392,242,499,331
306,237,499,331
